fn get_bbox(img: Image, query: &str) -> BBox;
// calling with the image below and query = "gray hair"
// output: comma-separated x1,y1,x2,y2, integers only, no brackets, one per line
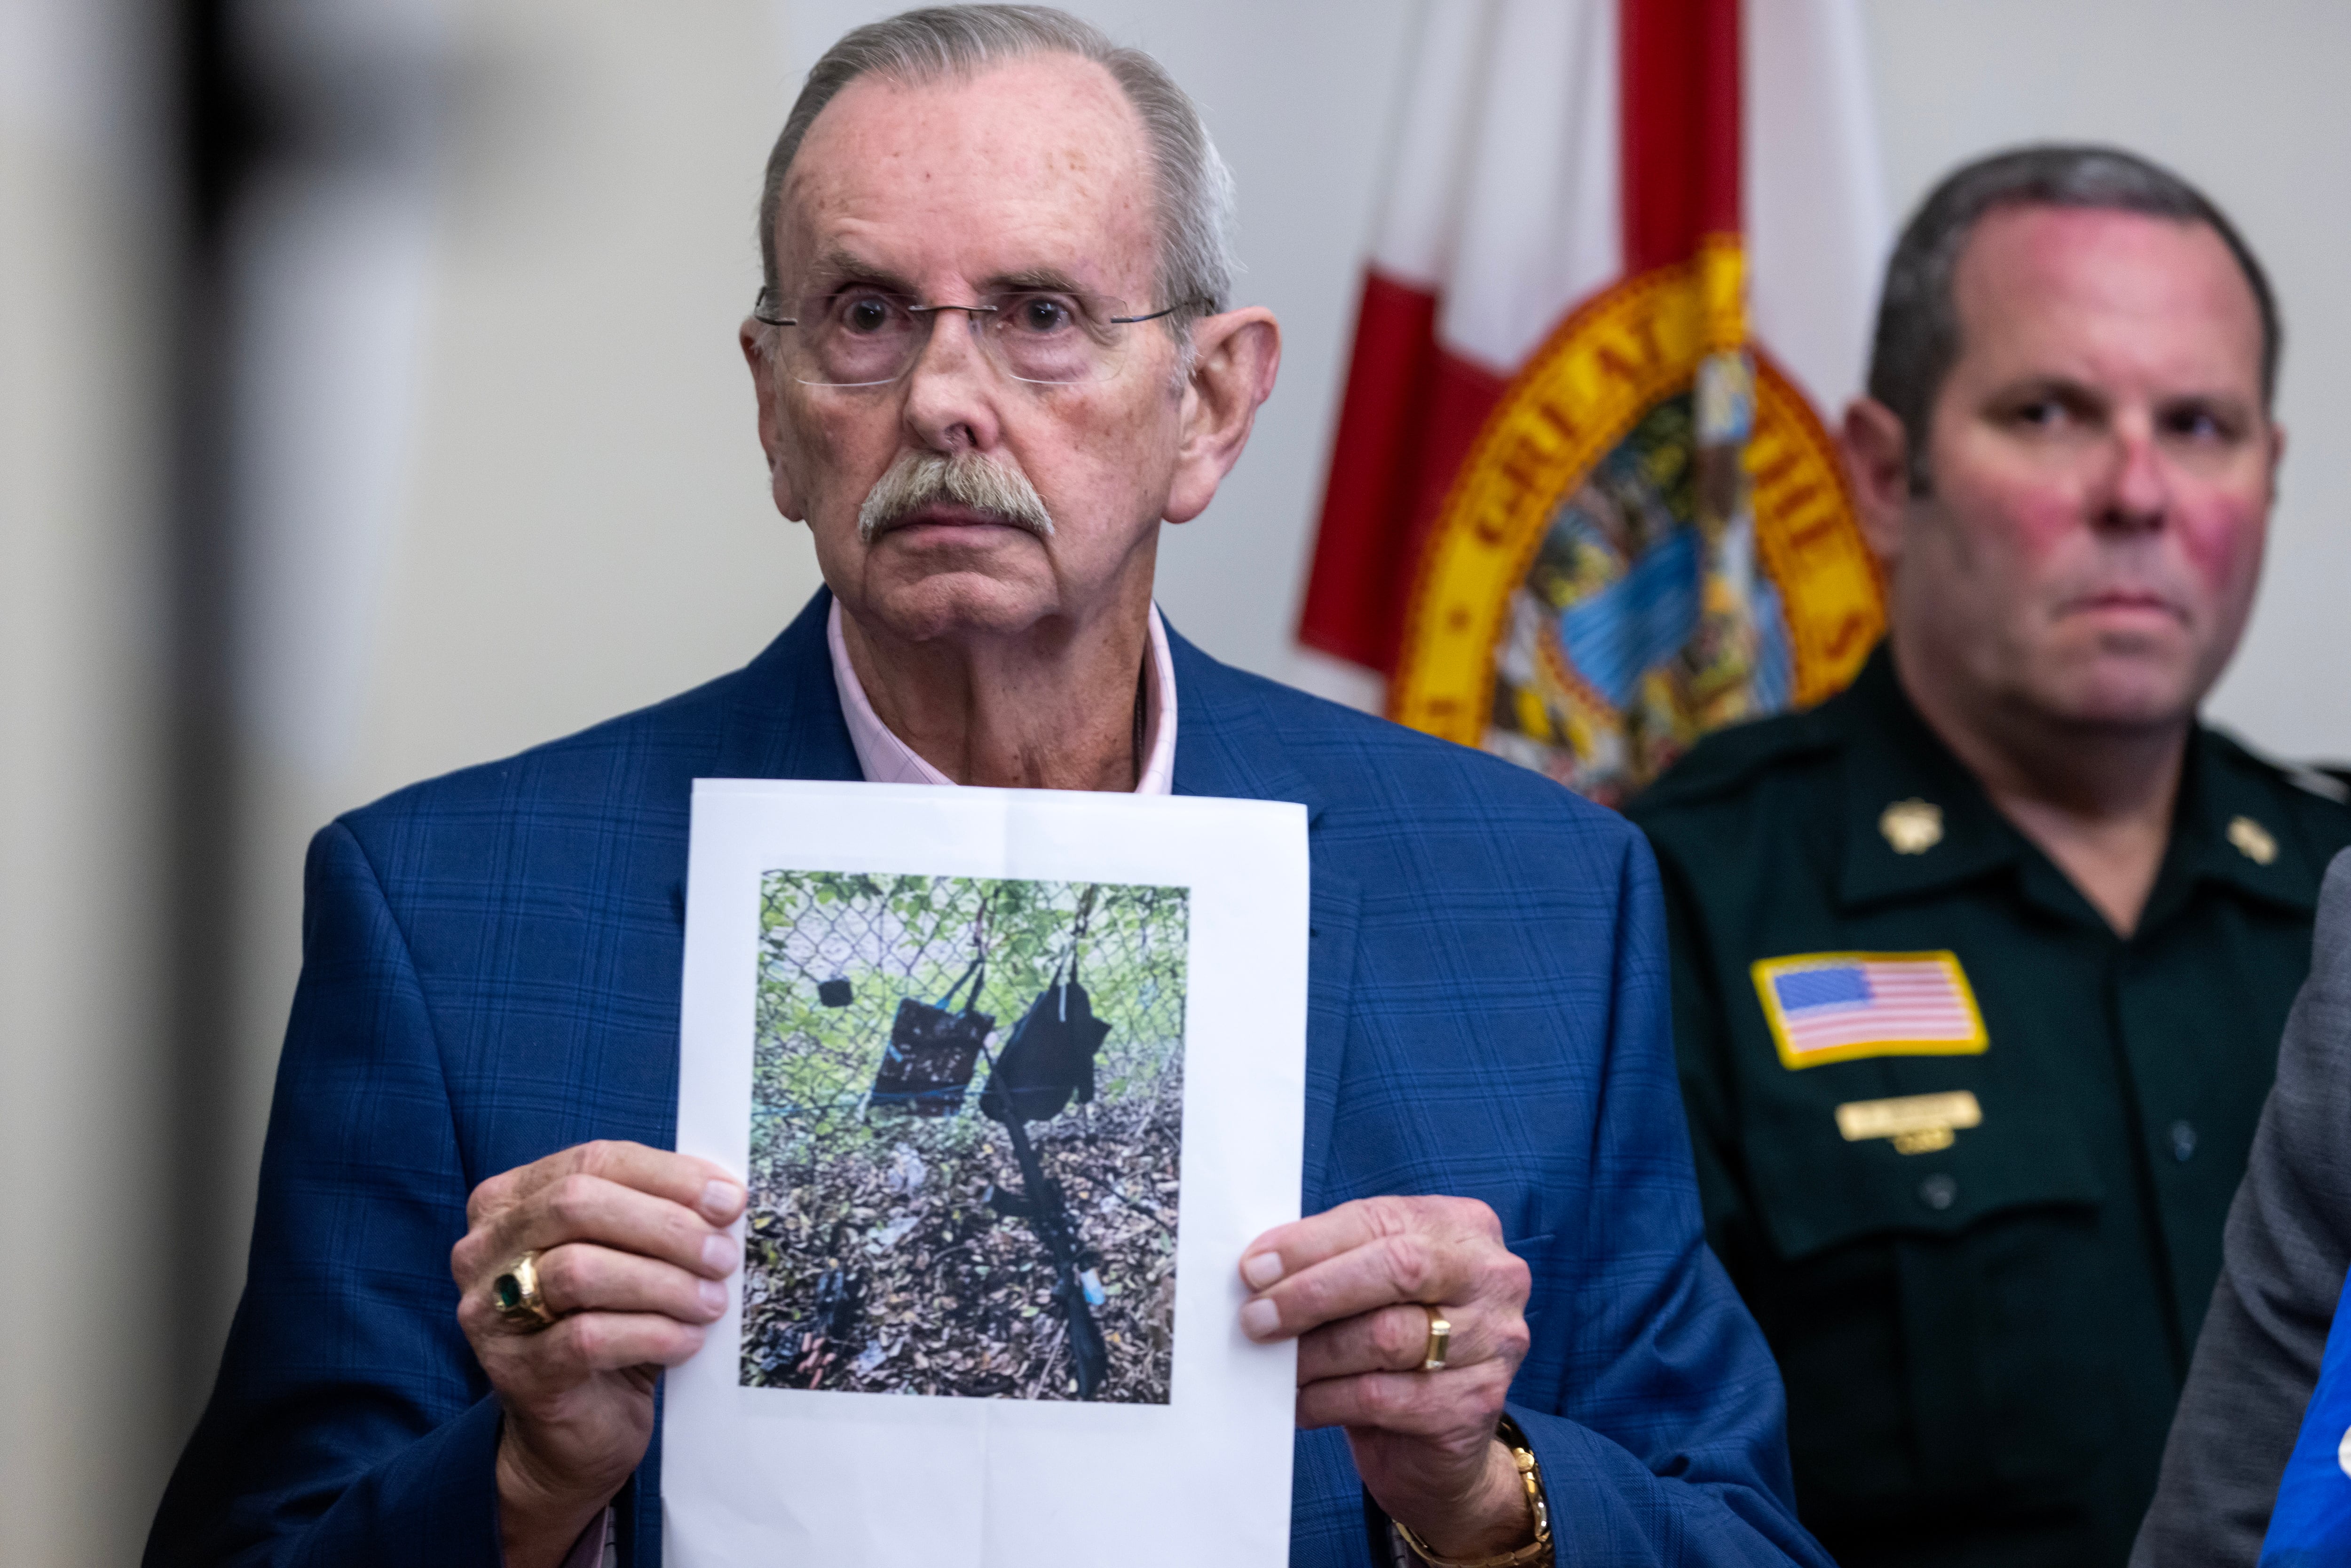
757,5,1238,343
1868,143,2280,493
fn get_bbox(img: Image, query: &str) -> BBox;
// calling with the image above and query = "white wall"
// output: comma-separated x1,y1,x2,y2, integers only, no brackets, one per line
0,2,174,1563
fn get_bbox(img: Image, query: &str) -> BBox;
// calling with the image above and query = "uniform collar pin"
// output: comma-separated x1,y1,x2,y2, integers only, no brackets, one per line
2228,815,2278,866
1879,798,1944,855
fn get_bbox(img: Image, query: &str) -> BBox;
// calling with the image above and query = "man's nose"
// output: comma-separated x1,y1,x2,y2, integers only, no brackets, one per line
2094,425,2171,535
900,307,1001,454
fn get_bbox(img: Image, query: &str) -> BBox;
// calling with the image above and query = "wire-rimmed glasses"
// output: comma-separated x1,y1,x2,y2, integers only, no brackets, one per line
753,285,1200,387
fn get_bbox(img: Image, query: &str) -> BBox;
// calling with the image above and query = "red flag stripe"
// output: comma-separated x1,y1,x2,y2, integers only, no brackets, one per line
1621,0,1742,271
1297,272,1504,672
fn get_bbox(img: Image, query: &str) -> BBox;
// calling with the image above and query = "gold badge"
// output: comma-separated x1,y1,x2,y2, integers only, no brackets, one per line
2229,815,2278,866
1836,1090,1983,1155
1879,799,1943,855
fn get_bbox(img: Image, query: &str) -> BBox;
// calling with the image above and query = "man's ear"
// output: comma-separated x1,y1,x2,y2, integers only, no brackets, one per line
1164,307,1281,525
1841,395,1912,568
741,317,805,521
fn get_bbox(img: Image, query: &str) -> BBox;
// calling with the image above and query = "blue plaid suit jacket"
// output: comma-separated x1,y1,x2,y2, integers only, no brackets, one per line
150,590,1825,1567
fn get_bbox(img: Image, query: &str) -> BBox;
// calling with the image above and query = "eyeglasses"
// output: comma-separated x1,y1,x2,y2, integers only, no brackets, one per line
752,285,1201,387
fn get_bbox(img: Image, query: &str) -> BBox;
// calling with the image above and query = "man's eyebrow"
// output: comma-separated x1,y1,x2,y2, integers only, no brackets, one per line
797,254,1104,299
1984,374,2107,406
805,249,915,292
2159,386,2258,408
987,266,1093,295
2157,388,2262,430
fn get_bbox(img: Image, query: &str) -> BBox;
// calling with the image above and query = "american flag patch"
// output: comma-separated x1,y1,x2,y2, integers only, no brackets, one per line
1750,952,1988,1070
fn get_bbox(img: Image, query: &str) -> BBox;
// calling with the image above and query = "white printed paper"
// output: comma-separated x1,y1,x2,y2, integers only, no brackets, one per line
667,780,1308,1567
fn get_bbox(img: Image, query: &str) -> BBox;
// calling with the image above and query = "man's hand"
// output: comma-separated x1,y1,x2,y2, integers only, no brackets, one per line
1239,1196,1535,1559
451,1140,745,1568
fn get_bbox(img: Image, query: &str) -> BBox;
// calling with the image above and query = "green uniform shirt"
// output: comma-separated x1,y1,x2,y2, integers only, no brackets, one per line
1627,645,2351,1568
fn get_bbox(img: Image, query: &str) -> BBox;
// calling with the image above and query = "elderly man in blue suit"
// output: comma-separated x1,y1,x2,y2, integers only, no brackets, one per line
148,8,1826,1568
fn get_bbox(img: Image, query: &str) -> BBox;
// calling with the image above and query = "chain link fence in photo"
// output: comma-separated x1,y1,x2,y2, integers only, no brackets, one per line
742,872,1188,1403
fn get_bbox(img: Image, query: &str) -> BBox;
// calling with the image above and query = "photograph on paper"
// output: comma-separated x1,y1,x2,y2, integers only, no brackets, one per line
742,871,1187,1404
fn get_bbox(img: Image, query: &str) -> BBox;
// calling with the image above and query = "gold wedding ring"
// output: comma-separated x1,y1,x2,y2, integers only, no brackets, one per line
491,1249,559,1332
1420,1306,1452,1372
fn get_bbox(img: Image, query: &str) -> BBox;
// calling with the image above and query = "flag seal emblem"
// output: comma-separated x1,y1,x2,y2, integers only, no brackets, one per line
1751,951,1988,1070
1299,0,1891,806
1386,253,1883,806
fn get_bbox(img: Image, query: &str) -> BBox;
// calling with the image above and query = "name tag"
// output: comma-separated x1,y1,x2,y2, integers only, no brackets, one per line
1751,950,1989,1069
1836,1090,1983,1155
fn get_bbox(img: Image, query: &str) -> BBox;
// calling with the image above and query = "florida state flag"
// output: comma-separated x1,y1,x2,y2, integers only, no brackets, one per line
1299,0,1889,805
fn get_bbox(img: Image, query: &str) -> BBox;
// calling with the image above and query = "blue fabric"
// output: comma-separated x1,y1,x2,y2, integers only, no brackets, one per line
2259,1264,2351,1565
1772,967,1870,1012
146,588,1827,1568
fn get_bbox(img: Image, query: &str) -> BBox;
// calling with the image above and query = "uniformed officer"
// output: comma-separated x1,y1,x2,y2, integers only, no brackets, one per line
1629,144,2351,1568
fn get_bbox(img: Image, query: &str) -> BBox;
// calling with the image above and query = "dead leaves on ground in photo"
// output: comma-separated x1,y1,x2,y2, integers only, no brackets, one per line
741,1082,1181,1403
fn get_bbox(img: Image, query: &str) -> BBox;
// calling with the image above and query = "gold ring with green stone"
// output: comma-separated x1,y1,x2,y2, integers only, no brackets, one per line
491,1249,559,1332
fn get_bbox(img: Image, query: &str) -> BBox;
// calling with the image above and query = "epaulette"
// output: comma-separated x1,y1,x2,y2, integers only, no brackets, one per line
2206,727,2351,809
2287,765,2351,805
1628,703,1843,815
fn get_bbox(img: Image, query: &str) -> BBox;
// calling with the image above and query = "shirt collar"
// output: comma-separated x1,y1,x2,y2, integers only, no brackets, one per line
2158,728,2328,919
1833,640,2325,925
1835,645,2025,910
825,597,1178,794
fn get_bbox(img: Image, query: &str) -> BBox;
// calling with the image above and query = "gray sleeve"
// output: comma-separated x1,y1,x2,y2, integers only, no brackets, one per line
2133,848,2351,1567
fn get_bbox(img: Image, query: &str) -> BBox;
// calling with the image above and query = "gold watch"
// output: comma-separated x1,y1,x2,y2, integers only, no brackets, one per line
1393,1417,1553,1568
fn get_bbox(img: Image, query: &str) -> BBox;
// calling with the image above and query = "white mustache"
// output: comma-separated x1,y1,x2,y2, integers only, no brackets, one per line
856,450,1056,544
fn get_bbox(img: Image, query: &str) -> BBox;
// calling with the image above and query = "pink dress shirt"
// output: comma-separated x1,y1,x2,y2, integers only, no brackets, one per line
825,597,1178,793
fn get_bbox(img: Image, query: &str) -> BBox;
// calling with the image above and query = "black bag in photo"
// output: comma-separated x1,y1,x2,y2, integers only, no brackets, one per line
869,955,991,1117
